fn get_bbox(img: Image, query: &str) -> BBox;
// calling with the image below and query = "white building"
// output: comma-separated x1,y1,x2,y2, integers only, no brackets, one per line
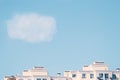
64,61,120,80
4,66,71,80
4,62,120,80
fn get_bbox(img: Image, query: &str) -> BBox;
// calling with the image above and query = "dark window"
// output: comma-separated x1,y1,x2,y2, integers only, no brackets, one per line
43,78,47,80
90,74,94,78
82,74,86,78
112,74,116,79
37,78,41,80
105,73,109,78
99,73,103,78
72,74,76,78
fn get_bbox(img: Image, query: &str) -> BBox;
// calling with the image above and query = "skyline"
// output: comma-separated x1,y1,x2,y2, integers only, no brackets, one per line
4,61,120,80
1,0,120,80
4,61,120,76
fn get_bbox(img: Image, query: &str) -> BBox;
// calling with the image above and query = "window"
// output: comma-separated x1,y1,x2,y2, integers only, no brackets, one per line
105,73,109,78
99,73,103,78
112,74,116,79
90,74,94,78
37,78,41,80
51,78,54,80
72,74,76,78
105,73,109,80
82,74,86,78
43,78,47,80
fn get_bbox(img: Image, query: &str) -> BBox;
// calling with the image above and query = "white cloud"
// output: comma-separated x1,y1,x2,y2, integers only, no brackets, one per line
6,13,56,43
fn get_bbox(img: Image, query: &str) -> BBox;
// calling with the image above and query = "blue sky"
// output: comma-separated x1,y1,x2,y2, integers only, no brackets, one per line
0,0,120,79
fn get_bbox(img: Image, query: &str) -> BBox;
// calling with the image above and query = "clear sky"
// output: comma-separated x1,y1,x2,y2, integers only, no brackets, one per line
0,0,120,79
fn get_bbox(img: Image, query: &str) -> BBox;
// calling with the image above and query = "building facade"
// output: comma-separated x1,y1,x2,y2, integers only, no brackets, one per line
4,62,120,80
64,62,120,80
4,66,71,80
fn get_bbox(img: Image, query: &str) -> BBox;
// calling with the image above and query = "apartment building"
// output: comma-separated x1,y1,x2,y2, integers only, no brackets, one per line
64,62,120,80
4,62,120,80
4,66,71,80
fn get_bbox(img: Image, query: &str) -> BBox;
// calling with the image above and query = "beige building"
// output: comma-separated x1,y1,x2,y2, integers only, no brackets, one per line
4,62,120,80
4,66,71,80
64,62,120,80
